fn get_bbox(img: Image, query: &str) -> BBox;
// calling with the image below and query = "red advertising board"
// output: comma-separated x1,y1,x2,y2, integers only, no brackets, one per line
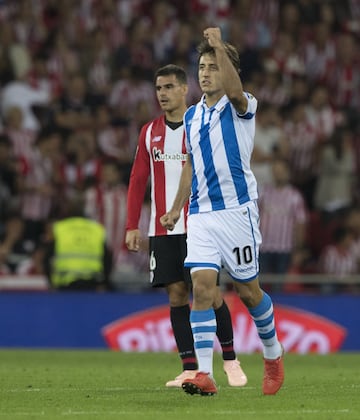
102,292,346,354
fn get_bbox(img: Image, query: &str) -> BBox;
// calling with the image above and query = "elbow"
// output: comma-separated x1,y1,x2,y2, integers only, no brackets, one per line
228,92,247,114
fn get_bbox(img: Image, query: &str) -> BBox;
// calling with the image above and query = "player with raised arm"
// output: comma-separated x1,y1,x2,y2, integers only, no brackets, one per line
125,64,247,388
161,28,284,396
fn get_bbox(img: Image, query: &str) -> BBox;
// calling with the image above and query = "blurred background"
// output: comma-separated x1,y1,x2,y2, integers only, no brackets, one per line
0,0,359,351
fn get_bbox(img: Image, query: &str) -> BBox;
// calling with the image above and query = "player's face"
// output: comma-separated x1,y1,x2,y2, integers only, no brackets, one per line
198,53,224,98
155,75,187,112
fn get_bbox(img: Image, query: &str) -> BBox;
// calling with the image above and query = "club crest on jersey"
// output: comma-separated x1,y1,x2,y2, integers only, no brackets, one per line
152,136,162,143
152,147,187,162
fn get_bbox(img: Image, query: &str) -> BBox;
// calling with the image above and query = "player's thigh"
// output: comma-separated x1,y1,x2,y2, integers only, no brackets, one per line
185,213,222,270
215,203,262,282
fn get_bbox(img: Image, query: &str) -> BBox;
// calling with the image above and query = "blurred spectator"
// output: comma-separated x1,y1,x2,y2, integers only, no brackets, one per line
84,159,128,270
328,32,360,111
230,0,276,50
251,102,288,193
95,104,134,168
0,134,21,215
258,158,308,278
278,1,299,33
270,31,305,85
51,72,98,137
27,51,62,100
318,226,358,294
1,61,51,131
82,27,113,102
45,30,81,85
314,125,357,221
112,17,155,82
305,84,341,143
149,0,178,64
255,64,289,108
284,101,320,209
284,74,310,109
109,64,158,122
11,0,47,52
0,217,24,275
303,21,336,84
15,242,46,276
345,205,360,262
0,20,31,81
17,127,62,250
167,20,199,76
59,129,102,199
189,0,231,35
43,195,112,291
226,16,263,84
2,105,36,160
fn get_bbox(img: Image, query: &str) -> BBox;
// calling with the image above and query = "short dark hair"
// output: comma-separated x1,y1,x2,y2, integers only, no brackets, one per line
197,40,241,73
154,64,187,85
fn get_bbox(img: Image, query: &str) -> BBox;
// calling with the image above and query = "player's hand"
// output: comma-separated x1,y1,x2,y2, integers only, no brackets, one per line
204,27,223,48
125,229,141,252
160,211,180,231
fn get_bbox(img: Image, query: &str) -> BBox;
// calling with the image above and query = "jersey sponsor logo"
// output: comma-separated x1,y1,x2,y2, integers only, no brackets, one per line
101,292,347,354
152,147,187,162
152,136,162,143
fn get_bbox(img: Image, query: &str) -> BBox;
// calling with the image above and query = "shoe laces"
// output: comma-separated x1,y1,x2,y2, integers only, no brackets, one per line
264,358,280,379
225,359,240,370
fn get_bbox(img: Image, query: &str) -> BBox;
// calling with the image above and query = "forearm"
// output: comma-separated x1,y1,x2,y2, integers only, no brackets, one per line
215,44,244,100
205,27,247,113
170,157,192,213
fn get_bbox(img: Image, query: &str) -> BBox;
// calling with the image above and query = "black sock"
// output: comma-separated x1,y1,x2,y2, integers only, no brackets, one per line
215,300,236,361
170,305,197,370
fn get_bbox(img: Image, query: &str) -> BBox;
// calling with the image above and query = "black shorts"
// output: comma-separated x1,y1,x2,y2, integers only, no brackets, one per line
149,234,191,288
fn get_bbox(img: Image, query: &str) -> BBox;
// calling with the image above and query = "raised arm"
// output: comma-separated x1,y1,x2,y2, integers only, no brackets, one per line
204,27,248,114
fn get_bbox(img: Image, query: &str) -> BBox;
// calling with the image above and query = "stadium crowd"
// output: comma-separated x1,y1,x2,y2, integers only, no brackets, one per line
0,0,359,292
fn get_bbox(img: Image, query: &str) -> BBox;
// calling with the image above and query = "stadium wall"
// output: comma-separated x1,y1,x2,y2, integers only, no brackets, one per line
0,288,358,352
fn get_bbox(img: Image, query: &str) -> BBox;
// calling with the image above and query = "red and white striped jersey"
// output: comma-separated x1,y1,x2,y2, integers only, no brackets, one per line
259,184,307,253
127,115,188,237
85,183,128,257
284,117,319,179
319,243,358,277
59,158,102,194
19,149,54,221
5,128,37,160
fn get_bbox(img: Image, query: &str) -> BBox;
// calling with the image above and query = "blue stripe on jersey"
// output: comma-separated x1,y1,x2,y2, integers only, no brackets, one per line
184,105,196,152
220,103,250,205
184,261,221,271
236,111,254,119
189,154,200,213
199,107,224,210
185,106,201,213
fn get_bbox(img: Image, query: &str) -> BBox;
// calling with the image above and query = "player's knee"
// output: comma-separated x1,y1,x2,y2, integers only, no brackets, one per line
233,281,263,308
192,282,215,306
167,282,190,306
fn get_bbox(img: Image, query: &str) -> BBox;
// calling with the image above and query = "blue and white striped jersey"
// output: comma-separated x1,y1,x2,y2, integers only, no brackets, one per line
184,92,258,214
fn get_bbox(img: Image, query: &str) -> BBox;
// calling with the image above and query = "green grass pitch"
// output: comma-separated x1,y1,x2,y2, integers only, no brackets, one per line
0,350,359,420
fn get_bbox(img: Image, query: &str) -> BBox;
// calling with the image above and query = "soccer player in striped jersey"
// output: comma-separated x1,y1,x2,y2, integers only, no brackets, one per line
161,28,284,396
125,64,247,388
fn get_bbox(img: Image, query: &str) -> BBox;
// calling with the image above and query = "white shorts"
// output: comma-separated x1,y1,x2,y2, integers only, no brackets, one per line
184,201,262,282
